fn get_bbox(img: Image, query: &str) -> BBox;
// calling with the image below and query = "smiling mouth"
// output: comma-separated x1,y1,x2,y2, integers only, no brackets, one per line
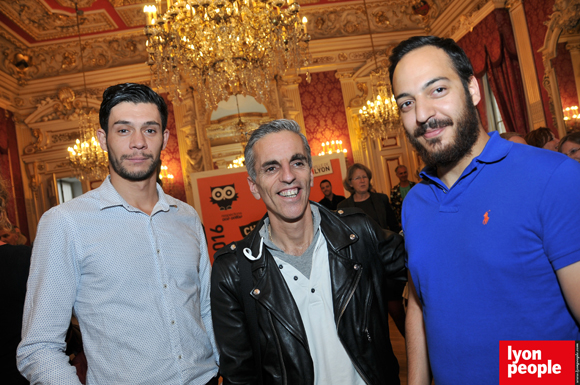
279,188,299,198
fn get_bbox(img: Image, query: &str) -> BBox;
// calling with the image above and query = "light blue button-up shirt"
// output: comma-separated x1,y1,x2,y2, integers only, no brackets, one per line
17,177,219,384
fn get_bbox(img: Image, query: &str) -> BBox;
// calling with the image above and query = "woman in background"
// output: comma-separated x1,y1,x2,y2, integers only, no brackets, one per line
558,132,580,162
0,176,31,384
337,163,405,337
525,127,559,151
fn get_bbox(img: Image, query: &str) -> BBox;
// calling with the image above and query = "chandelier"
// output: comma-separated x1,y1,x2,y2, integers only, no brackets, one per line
67,4,108,180
143,0,311,109
357,0,401,140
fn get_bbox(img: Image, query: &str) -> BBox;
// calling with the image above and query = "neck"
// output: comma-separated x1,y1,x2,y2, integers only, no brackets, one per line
438,128,489,189
353,191,370,202
399,180,410,188
109,172,160,215
268,205,314,256
325,193,334,200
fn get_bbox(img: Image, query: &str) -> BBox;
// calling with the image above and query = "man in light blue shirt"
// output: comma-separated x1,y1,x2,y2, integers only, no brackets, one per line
17,83,219,385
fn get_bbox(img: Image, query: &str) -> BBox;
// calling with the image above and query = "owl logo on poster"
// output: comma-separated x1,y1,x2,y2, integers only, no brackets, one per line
210,184,239,210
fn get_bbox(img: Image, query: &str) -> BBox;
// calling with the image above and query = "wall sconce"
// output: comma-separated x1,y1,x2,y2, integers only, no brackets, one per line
159,165,174,191
318,140,348,156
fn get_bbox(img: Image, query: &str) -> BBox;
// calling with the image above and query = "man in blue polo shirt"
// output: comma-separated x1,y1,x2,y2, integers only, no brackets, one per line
389,36,580,384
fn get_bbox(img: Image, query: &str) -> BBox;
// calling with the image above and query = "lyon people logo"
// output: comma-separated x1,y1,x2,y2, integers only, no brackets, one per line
210,184,239,210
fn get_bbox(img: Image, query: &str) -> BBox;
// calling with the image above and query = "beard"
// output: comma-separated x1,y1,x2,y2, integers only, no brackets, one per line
107,146,161,182
406,88,480,169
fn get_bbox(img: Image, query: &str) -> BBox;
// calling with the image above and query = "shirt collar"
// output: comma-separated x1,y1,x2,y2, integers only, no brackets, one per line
420,131,509,180
98,175,172,214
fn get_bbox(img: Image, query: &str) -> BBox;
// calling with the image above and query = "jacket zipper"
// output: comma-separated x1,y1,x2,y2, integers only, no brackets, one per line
269,312,288,385
335,268,371,384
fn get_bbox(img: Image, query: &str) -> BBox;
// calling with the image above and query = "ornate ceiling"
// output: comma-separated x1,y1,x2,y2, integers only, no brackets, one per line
0,0,479,86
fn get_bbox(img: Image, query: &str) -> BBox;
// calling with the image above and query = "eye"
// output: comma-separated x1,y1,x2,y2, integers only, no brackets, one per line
432,86,448,98
399,100,413,112
145,128,157,134
265,166,277,173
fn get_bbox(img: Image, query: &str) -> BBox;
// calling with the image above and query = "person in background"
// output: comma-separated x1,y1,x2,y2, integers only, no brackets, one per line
500,131,527,145
390,165,416,227
317,179,345,210
211,119,406,385
338,163,405,337
0,176,31,385
18,83,219,385
558,132,580,162
337,163,400,232
0,225,19,245
390,35,580,385
524,126,559,150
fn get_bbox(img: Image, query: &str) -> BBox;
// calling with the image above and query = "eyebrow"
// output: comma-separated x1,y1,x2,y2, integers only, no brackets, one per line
394,76,450,101
112,120,161,127
259,153,307,170
290,153,308,163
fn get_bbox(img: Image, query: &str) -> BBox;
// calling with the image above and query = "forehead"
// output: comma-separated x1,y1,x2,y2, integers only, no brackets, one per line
396,166,407,172
253,131,306,162
352,168,367,176
109,102,160,122
392,45,457,95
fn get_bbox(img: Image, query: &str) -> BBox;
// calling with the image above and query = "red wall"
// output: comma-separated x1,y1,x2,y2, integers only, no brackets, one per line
299,71,354,165
553,42,579,112
160,95,187,203
0,109,29,242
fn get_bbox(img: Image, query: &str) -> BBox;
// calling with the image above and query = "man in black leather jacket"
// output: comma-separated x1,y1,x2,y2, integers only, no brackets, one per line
211,119,407,385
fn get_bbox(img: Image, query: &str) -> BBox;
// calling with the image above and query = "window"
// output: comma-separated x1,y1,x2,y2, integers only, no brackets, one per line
481,74,506,133
57,178,83,204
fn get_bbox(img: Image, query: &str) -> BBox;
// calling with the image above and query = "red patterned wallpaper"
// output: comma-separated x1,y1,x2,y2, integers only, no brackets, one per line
554,42,579,112
160,95,187,203
298,71,354,164
0,108,29,242
458,9,529,135
524,0,556,131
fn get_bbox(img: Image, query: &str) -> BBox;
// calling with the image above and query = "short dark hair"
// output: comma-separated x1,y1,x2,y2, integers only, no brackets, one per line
558,132,580,152
244,119,312,181
389,36,475,90
343,163,373,194
320,179,331,186
524,127,555,149
99,83,168,134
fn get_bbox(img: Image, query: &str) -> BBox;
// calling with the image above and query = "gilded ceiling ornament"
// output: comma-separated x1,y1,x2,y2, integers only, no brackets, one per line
0,0,116,41
550,0,580,32
55,0,98,7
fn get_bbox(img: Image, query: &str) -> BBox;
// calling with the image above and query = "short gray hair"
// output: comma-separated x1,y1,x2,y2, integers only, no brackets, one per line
245,119,312,181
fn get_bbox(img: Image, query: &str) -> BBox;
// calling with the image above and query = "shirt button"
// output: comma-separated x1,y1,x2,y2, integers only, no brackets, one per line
163,284,167,289
279,264,283,269
157,249,160,254
311,288,315,293
294,276,298,281
178,355,182,359
171,320,175,325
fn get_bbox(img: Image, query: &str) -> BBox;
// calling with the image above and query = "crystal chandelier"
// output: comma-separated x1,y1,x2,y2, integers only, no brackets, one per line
143,0,311,109
67,4,108,180
357,0,401,140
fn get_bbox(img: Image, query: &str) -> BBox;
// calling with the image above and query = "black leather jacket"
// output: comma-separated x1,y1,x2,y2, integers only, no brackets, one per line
211,203,407,385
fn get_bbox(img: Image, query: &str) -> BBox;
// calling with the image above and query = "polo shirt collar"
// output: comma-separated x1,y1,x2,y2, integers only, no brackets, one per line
98,175,172,214
420,131,509,182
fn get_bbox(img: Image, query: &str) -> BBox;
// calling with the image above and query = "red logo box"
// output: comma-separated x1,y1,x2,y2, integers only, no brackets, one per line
500,341,576,384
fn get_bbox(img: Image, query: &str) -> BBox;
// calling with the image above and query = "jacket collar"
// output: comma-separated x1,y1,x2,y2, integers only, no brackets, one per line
237,201,358,263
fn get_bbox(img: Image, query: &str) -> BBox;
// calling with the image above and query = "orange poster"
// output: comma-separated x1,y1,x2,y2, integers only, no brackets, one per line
191,153,347,260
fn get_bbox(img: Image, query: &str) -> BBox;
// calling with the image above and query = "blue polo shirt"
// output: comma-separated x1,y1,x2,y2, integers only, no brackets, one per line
403,132,580,384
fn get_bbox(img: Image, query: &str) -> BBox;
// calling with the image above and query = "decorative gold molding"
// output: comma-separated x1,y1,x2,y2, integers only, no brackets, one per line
0,0,117,42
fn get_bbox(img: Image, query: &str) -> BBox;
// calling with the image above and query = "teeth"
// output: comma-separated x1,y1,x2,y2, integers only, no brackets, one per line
279,188,298,197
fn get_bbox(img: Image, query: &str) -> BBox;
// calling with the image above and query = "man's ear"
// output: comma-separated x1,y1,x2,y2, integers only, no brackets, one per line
468,75,481,107
162,129,169,151
247,176,261,200
96,129,108,152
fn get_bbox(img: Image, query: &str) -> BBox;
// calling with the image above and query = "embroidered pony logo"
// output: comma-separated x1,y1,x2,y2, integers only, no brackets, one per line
483,210,491,225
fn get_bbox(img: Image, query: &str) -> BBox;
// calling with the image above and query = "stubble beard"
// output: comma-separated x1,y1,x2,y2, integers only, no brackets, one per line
107,146,162,182
406,88,480,169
